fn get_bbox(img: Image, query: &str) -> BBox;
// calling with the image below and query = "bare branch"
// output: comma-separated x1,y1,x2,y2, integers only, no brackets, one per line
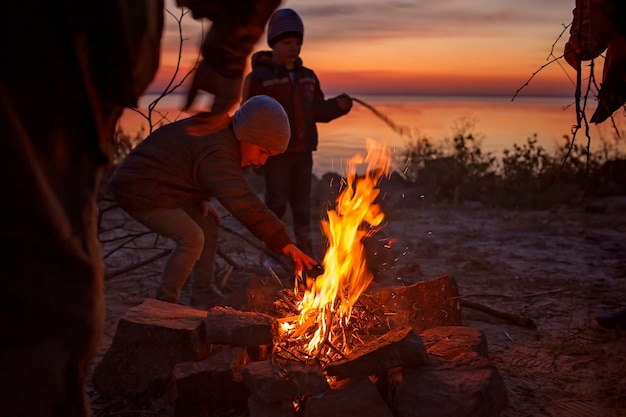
128,7,205,134
547,23,571,61
511,55,564,102
513,22,576,102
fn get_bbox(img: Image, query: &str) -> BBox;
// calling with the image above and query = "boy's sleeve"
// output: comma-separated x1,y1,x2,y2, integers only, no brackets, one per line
312,76,350,123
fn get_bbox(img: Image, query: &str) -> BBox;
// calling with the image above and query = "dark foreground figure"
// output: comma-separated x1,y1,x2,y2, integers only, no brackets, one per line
0,1,281,416
564,0,626,327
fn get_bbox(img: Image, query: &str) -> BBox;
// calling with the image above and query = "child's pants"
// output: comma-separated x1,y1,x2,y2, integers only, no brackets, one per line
127,204,219,305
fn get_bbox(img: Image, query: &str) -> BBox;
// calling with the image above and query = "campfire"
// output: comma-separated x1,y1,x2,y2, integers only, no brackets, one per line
277,138,392,362
93,140,508,417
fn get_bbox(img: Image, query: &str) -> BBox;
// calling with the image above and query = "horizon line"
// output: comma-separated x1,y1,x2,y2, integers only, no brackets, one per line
143,90,576,100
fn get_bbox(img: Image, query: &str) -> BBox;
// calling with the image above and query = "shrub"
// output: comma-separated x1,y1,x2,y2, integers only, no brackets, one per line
112,125,145,165
397,136,443,183
399,126,614,209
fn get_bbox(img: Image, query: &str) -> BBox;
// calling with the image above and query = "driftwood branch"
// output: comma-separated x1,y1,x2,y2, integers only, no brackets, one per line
461,299,536,329
452,288,564,299
105,249,171,281
220,224,293,273
104,219,289,280
216,247,245,270
103,235,250,281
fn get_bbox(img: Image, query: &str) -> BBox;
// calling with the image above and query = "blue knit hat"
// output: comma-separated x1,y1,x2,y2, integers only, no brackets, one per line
267,8,304,47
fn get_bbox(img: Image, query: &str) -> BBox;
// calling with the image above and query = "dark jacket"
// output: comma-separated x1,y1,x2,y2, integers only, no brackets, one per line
108,115,292,253
242,51,349,153
564,0,626,123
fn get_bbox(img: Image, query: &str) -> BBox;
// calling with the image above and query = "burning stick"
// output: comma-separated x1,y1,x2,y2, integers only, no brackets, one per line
275,290,299,314
351,97,413,139
322,339,348,360
290,314,317,339
272,343,303,362
266,267,284,288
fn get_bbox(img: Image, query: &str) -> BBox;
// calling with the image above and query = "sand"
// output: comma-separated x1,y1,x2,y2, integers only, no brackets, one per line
91,194,626,416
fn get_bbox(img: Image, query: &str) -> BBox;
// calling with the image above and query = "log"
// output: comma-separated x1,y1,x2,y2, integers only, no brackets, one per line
373,275,463,334
461,299,536,329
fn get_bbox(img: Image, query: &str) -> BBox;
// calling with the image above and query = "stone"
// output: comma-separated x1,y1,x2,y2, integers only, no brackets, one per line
248,395,297,417
392,353,508,417
325,327,430,380
92,298,209,396
240,360,329,402
304,377,394,417
391,332,508,417
374,275,462,333
420,326,489,361
204,306,277,347
167,347,249,417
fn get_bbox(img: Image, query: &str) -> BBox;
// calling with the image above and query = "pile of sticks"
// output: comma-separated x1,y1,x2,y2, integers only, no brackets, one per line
271,289,392,366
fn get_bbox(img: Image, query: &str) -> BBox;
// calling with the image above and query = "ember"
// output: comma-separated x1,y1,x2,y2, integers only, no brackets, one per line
279,139,392,360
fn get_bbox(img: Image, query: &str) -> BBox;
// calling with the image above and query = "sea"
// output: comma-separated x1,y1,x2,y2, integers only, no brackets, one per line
118,93,625,177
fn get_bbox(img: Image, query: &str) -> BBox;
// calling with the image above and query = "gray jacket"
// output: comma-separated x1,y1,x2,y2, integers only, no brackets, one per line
109,115,292,253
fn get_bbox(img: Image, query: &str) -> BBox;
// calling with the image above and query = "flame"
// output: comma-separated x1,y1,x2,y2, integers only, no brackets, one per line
295,138,391,355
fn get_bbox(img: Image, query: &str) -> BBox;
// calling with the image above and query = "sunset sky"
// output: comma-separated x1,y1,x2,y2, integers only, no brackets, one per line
153,0,580,98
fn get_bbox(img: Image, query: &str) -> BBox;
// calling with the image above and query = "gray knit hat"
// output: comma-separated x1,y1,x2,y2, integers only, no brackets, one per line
267,8,304,47
232,95,290,154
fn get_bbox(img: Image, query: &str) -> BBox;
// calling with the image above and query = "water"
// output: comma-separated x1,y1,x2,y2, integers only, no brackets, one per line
118,93,625,177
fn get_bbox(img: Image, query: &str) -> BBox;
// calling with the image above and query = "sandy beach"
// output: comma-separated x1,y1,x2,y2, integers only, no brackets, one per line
90,184,626,416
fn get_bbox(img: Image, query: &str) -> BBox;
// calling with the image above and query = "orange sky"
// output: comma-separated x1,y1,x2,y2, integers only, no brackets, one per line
121,0,625,176
151,0,579,98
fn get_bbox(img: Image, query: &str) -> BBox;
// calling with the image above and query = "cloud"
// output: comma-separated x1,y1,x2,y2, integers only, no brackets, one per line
162,0,574,48
153,0,577,97
285,0,573,41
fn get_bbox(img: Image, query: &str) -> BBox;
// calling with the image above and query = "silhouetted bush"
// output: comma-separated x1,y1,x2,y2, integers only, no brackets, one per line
112,125,145,165
399,125,625,210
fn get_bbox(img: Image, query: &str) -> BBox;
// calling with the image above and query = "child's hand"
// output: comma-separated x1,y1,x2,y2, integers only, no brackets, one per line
336,93,353,111
281,243,318,272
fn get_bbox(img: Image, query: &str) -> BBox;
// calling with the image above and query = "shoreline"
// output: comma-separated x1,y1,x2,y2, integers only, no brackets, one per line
117,94,623,177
